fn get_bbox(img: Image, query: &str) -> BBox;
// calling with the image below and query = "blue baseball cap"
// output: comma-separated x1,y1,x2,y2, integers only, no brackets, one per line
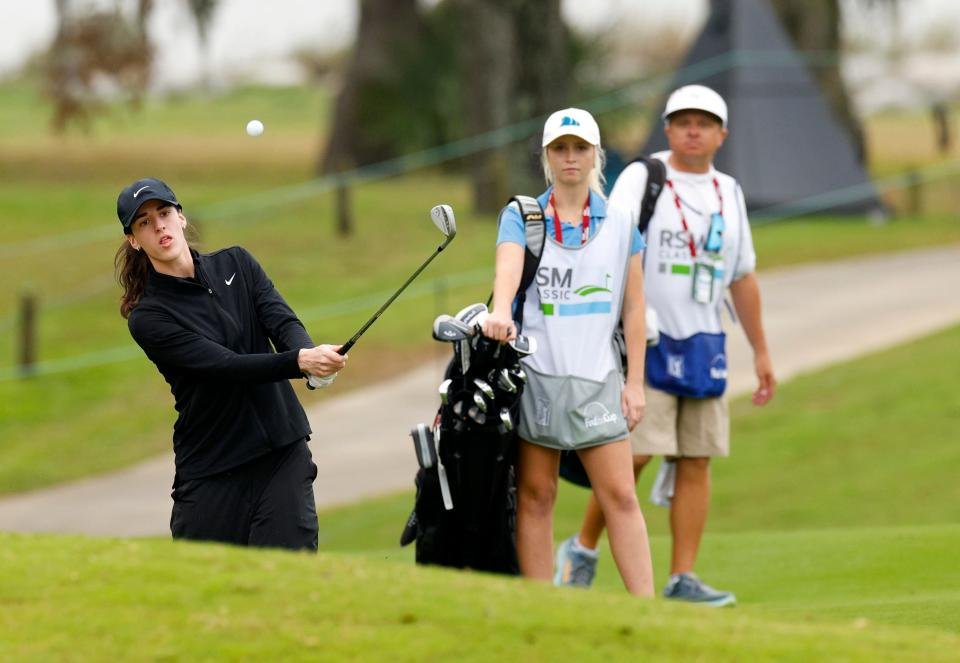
117,178,180,233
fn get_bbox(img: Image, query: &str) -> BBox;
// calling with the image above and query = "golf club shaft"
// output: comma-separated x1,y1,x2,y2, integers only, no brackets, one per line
338,236,453,355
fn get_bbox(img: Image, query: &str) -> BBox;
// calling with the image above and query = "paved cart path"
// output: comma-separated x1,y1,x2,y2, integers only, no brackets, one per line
2,245,958,537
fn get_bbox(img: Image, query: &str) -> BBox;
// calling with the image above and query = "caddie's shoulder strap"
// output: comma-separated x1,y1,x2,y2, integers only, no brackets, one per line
507,195,545,332
630,155,666,235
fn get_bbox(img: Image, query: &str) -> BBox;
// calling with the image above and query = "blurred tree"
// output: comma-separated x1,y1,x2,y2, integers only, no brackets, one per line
320,0,426,176
185,0,219,86
45,1,152,133
186,0,217,45
321,0,572,216
44,0,221,133
769,0,871,164
457,0,569,212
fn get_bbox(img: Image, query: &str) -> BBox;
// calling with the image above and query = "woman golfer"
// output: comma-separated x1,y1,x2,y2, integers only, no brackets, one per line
114,177,345,550
482,109,654,596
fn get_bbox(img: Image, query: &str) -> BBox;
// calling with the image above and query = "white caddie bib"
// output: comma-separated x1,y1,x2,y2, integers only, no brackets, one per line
517,203,635,449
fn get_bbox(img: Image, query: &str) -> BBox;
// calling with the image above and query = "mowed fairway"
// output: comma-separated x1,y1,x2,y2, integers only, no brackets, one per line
2,328,957,659
314,326,960,629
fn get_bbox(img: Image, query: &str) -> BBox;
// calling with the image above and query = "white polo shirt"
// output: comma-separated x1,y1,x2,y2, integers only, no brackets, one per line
609,151,757,340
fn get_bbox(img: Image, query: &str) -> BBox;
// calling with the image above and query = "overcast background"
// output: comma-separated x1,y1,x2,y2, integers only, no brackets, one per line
2,0,958,110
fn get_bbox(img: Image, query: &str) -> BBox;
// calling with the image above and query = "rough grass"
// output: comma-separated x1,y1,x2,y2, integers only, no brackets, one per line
1,528,958,662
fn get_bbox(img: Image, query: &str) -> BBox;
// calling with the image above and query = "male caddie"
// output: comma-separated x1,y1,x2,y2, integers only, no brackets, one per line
555,85,776,606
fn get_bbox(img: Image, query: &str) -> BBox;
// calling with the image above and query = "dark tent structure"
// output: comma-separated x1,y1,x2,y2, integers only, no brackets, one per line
641,0,884,218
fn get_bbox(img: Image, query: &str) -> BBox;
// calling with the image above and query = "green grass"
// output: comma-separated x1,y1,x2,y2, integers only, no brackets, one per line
3,325,959,658
1,78,958,495
317,324,960,549
2,83,959,659
309,324,960,636
1,528,958,661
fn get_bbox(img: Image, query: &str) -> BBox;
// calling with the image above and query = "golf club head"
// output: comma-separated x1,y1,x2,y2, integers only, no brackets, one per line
510,366,527,384
473,390,488,413
438,378,452,405
467,405,486,426
410,423,437,470
454,302,488,330
452,400,464,417
473,378,495,401
499,408,514,432
509,333,537,356
430,204,457,239
432,314,473,342
497,368,517,393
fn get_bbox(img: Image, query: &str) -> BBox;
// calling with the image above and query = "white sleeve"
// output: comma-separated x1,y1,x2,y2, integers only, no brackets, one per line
609,162,650,218
731,182,756,280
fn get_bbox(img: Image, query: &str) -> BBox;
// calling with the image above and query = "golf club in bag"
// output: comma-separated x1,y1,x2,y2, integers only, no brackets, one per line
400,303,537,575
307,204,457,389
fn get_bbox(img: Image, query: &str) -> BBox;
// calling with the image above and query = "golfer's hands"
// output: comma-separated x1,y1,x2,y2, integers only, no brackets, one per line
482,310,517,342
622,381,645,431
298,344,347,378
752,350,776,406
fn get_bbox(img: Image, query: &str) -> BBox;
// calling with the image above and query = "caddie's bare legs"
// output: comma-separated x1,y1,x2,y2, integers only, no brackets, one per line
516,440,561,581
578,441,654,597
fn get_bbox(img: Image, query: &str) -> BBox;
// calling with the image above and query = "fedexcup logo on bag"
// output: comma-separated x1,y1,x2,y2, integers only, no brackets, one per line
583,402,618,429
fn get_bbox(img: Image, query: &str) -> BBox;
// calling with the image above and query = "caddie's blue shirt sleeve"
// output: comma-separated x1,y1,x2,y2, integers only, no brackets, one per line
497,192,644,253
496,203,526,247
630,226,644,255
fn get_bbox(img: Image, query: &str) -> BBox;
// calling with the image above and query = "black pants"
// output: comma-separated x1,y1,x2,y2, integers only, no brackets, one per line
170,439,319,551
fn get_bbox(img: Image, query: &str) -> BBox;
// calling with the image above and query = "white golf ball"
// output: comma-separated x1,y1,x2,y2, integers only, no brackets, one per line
246,119,264,137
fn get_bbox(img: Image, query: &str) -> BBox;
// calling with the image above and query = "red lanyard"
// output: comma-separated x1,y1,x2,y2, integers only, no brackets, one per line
665,177,723,258
548,191,591,245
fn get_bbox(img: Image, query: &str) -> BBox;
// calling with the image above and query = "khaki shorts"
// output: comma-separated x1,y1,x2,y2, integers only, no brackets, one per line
630,386,730,458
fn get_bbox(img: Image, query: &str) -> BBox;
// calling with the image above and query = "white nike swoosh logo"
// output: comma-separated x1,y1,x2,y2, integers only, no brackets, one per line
225,273,236,286
133,186,150,198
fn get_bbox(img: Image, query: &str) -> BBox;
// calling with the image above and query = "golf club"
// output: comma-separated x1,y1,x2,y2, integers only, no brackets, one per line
467,405,486,426
308,204,457,389
472,390,488,413
473,378,495,401
496,368,517,393
509,366,527,384
455,302,488,330
508,333,537,356
499,407,513,432
410,423,437,470
432,314,474,342
438,378,452,405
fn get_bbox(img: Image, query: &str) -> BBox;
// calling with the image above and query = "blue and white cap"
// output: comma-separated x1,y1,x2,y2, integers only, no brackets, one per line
541,108,601,147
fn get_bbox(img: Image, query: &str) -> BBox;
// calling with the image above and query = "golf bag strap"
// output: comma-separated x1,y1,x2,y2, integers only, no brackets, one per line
609,157,665,381
630,155,666,235
510,195,546,332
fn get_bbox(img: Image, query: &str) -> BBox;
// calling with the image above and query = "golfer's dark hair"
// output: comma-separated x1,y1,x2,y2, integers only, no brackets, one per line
115,223,198,318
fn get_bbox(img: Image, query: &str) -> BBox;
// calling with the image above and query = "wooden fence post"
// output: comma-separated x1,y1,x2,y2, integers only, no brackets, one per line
18,292,37,377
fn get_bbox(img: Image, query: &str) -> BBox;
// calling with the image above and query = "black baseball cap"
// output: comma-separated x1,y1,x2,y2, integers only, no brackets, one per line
117,178,181,234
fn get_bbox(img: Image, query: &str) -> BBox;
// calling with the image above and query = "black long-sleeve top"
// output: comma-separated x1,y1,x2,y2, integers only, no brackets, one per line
128,247,313,479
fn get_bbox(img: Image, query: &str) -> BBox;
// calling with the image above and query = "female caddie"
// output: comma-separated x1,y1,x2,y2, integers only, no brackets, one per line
482,110,654,596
